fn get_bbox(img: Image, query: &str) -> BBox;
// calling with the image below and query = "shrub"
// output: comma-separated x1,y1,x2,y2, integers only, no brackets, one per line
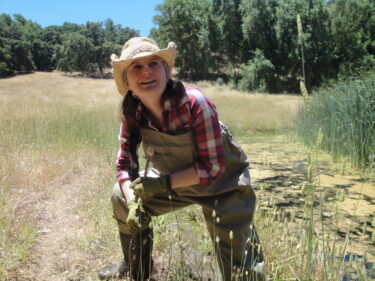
0,62,13,77
215,77,224,86
238,49,275,93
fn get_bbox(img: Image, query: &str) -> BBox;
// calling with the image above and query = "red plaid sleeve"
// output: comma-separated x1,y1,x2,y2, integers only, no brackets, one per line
187,88,225,184
115,119,140,182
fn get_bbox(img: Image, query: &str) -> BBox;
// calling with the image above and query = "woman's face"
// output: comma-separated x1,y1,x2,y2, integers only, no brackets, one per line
125,56,168,101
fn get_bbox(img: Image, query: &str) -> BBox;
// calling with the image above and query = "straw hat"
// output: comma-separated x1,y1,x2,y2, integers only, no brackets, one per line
111,37,177,95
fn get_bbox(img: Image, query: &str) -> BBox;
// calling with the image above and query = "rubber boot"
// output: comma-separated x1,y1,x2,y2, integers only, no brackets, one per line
129,228,154,281
98,232,131,280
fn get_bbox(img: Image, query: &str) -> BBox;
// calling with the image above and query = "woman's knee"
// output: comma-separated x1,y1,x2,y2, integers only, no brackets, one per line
111,183,129,223
111,182,126,207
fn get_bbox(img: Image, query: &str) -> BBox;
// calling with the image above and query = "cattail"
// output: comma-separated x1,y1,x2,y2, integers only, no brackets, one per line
307,164,313,183
316,127,323,146
229,230,233,240
216,217,220,223
336,190,345,202
216,235,220,244
212,210,216,218
341,160,346,176
297,14,306,83
362,223,367,236
307,152,312,166
300,81,311,112
297,14,303,38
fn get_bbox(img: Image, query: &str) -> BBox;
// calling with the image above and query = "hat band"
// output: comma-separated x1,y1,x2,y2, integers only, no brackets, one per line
121,45,160,60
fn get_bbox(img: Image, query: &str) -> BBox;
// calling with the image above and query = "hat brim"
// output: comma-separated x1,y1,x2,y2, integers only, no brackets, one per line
111,43,176,95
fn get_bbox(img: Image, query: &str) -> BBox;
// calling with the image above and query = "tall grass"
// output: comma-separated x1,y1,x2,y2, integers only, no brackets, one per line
295,72,375,170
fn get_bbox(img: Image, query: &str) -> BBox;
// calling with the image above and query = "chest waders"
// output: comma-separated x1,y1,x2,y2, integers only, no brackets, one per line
109,123,264,281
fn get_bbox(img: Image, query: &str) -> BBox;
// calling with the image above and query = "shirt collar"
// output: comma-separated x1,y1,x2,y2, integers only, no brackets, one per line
135,91,189,117
163,92,189,111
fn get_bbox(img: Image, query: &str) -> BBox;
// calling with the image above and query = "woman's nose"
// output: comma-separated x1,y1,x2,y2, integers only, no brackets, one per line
142,65,152,75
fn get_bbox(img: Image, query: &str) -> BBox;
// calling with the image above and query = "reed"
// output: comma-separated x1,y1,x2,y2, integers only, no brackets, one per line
295,71,375,170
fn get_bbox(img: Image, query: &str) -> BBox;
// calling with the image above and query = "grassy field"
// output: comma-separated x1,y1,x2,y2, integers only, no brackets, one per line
0,72,374,281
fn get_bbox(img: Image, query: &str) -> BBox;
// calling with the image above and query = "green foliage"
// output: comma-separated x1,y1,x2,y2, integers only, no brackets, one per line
0,14,138,77
152,0,213,80
0,62,10,76
295,71,375,169
2,0,375,88
0,14,36,75
240,0,278,63
31,39,54,71
0,14,56,76
98,41,121,72
58,20,137,73
239,49,275,92
57,33,96,73
329,0,375,74
275,0,333,89
213,0,246,65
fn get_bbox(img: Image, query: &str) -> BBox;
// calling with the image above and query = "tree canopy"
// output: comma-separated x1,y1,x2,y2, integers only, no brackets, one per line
150,0,374,92
1,0,374,93
0,14,138,76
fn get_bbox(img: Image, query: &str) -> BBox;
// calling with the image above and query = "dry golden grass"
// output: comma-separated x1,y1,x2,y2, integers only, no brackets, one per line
0,72,119,104
193,81,301,134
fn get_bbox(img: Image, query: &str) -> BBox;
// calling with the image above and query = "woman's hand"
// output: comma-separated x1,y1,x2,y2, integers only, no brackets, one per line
126,200,141,234
130,175,170,200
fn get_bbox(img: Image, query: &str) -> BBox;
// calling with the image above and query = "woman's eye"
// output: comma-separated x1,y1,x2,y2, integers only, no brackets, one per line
132,64,142,70
149,61,159,67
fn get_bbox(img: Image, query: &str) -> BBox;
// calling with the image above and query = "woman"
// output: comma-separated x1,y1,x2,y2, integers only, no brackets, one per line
99,37,264,281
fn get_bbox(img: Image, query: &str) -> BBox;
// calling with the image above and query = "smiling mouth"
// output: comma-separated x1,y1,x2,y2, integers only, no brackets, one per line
140,80,156,85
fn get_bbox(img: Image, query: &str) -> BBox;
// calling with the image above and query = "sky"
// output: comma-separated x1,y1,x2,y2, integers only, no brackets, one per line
0,0,164,36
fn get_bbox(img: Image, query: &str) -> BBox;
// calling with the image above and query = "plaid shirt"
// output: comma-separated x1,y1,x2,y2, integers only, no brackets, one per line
116,86,225,184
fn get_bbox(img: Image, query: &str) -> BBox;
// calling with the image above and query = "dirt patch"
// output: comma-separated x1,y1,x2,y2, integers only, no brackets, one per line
16,180,85,281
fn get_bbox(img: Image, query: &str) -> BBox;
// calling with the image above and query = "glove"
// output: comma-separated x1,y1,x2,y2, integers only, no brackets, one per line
126,200,142,234
130,175,170,200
